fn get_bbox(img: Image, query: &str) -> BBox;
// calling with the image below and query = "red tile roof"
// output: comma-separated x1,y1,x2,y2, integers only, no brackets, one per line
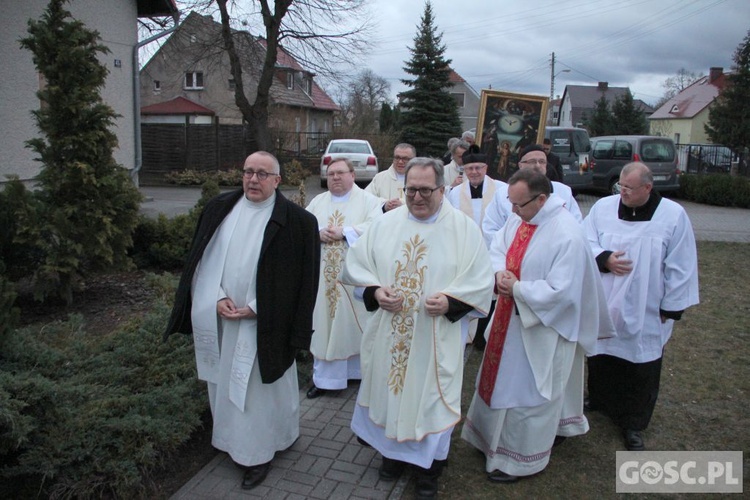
449,70,466,83
141,96,215,115
650,70,728,119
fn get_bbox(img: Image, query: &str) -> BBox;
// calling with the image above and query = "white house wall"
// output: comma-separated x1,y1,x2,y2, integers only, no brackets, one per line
1,0,138,184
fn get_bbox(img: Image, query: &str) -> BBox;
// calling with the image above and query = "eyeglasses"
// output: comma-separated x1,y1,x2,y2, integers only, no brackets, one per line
243,169,278,181
394,155,414,162
519,159,548,166
405,186,442,198
327,170,352,178
615,182,645,193
508,193,540,209
463,165,486,172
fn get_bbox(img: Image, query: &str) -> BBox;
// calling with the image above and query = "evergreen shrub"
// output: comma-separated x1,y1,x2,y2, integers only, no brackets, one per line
678,174,750,207
0,276,207,499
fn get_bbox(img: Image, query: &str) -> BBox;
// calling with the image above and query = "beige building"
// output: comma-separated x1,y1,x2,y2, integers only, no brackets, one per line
0,0,177,184
139,12,339,152
649,67,728,145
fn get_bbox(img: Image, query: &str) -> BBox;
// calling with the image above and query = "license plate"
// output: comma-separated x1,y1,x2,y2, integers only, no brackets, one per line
653,175,668,181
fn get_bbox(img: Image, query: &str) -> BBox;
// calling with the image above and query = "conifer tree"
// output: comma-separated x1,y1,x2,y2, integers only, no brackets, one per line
706,29,750,155
611,91,648,135
399,1,462,157
583,96,614,137
19,0,141,303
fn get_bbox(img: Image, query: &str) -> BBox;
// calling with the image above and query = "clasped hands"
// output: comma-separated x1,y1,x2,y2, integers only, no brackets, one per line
217,297,256,320
320,225,344,243
374,287,449,316
496,270,518,298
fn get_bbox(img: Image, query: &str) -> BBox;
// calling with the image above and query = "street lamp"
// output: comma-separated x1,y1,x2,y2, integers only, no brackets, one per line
550,69,570,101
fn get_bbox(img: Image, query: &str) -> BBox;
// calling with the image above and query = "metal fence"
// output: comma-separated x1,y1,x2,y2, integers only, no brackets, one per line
676,143,748,176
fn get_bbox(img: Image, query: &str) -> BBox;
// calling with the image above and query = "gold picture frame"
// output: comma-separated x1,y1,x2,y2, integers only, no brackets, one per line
476,90,549,181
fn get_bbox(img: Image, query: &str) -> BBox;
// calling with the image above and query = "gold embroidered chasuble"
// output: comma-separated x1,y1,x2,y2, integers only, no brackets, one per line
307,185,383,361
341,202,493,441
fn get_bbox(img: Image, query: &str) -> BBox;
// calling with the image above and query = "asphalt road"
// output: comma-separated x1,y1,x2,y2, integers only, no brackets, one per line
139,178,750,243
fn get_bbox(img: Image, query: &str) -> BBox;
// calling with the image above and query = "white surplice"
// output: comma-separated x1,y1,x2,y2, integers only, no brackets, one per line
481,180,581,248
191,194,299,467
341,202,494,467
364,165,405,203
583,195,699,363
306,185,383,389
462,196,615,476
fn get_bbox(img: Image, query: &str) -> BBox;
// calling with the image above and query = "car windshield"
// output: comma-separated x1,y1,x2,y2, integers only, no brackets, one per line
328,142,370,154
640,140,675,162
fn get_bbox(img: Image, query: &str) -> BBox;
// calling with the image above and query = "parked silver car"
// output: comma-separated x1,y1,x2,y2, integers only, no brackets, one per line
590,135,681,193
319,139,378,188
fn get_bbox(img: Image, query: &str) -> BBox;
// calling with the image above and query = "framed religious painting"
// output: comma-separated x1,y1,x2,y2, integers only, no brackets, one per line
476,90,549,181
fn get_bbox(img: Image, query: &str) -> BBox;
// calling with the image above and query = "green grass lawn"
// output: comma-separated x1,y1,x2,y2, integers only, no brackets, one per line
420,241,750,499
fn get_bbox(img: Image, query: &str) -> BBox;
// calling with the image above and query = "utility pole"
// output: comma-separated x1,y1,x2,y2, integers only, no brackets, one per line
550,52,556,101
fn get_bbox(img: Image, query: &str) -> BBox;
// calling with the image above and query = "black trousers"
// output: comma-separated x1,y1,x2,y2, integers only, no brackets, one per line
473,299,496,348
587,353,663,431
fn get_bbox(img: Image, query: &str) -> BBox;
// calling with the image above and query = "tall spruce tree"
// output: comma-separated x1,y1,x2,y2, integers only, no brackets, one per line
583,96,614,136
399,1,462,157
706,29,750,156
611,91,648,135
19,0,141,304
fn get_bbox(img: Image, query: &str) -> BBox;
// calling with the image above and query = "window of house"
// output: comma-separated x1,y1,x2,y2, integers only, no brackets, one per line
303,78,312,95
228,78,236,91
185,71,204,90
286,72,294,90
153,80,161,92
451,93,465,108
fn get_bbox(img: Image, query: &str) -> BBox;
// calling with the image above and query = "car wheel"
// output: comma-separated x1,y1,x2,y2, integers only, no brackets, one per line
320,178,327,189
609,178,619,195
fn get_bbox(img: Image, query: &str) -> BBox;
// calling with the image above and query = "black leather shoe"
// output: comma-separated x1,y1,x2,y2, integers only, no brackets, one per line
553,435,567,447
415,472,438,499
624,429,645,451
487,470,520,483
356,436,372,448
583,398,599,412
241,462,270,490
306,386,327,399
378,456,404,481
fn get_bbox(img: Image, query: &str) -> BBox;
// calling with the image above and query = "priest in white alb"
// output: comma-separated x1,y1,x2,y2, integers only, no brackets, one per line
365,143,416,212
341,158,493,499
305,158,383,399
462,169,614,483
584,162,699,452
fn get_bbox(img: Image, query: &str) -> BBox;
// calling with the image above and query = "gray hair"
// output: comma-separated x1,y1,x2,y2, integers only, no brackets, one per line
247,151,280,174
621,162,653,185
393,143,416,156
447,137,460,149
461,130,475,142
404,157,445,187
450,140,470,154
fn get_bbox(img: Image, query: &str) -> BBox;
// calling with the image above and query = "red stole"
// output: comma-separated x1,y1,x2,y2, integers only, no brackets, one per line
478,221,538,406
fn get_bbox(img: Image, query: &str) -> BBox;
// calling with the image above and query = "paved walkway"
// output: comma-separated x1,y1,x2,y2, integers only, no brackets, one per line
147,182,750,499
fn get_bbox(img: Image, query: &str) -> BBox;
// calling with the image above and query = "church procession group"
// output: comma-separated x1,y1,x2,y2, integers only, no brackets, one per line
165,136,700,498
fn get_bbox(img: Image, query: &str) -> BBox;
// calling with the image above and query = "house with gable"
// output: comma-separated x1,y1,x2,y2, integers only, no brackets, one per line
648,67,728,144
0,0,178,184
139,11,339,153
448,70,481,133
556,82,653,129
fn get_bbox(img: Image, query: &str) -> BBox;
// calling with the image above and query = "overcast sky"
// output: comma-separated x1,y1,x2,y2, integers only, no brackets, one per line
355,0,749,106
